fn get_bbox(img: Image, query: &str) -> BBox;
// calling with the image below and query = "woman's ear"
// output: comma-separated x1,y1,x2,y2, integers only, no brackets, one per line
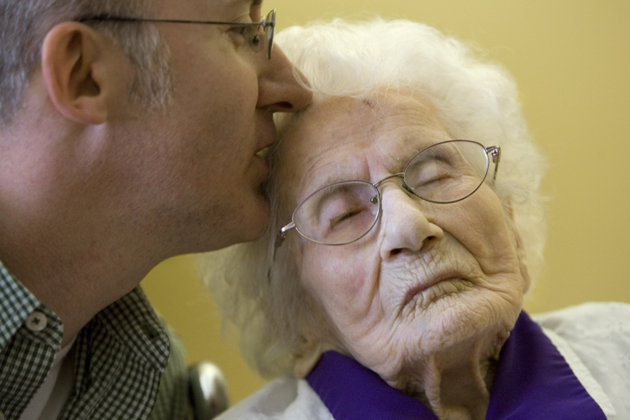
291,294,346,378
293,335,326,378
40,22,121,125
504,201,531,293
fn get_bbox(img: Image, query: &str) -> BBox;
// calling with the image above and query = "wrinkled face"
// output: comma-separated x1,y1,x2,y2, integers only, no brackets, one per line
112,0,310,253
276,93,528,386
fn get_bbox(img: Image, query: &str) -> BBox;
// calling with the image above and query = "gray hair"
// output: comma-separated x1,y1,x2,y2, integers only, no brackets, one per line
0,0,171,126
201,18,547,378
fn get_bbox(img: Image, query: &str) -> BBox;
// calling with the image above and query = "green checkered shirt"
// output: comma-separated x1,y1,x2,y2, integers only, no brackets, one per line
0,260,193,419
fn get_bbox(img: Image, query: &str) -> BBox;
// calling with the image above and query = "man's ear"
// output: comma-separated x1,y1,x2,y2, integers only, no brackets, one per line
41,22,116,125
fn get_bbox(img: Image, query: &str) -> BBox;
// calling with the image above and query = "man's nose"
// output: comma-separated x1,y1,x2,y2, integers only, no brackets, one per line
378,185,443,261
256,45,312,112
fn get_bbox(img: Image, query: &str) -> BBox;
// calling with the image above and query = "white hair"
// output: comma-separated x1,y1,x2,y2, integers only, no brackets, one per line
200,18,547,378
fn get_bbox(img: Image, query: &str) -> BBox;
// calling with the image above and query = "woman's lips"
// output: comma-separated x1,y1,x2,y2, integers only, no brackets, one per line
402,273,468,307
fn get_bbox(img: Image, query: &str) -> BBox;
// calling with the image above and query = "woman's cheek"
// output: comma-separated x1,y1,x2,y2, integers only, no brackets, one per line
445,189,516,263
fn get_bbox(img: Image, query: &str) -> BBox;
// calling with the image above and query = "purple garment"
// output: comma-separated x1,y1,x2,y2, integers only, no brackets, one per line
306,312,606,420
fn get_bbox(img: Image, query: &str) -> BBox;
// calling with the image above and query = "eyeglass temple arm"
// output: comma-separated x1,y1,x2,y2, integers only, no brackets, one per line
486,146,501,182
273,221,295,252
76,14,271,27
280,221,295,236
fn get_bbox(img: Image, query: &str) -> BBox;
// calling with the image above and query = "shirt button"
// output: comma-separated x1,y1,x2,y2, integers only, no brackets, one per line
26,311,48,332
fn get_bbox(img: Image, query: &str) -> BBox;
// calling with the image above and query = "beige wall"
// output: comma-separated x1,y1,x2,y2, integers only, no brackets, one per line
143,0,630,404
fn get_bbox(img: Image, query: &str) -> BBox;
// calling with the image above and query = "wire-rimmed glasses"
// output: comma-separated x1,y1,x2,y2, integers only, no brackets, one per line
278,140,501,246
77,9,276,59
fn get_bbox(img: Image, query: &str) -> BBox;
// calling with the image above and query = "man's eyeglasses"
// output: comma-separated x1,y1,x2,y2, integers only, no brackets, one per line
77,9,276,60
278,140,501,246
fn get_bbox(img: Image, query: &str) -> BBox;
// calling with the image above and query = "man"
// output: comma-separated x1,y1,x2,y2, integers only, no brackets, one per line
0,0,311,418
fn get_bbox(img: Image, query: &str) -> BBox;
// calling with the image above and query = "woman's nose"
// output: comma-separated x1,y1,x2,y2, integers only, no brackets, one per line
256,45,312,112
379,186,443,260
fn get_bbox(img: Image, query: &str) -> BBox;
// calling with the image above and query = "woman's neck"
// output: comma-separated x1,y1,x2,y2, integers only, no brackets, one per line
394,332,506,420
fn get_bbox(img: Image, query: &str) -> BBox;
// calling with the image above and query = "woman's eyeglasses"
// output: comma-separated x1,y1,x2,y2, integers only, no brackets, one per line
278,140,501,246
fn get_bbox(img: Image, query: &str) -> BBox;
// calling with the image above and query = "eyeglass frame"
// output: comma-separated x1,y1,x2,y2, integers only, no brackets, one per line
277,139,501,247
76,9,276,60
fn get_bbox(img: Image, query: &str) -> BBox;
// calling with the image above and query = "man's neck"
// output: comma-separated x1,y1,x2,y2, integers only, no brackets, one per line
0,227,160,346
0,112,170,346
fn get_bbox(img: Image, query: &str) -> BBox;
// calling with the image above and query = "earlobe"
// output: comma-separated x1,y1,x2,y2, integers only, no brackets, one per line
41,22,109,125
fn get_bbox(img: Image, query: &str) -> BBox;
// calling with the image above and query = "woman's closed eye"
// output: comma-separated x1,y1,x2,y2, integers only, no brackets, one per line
328,207,364,228
321,200,377,236
412,160,454,188
317,193,368,228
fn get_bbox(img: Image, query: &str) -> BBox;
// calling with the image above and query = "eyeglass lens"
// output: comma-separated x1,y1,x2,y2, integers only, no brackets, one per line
291,140,491,245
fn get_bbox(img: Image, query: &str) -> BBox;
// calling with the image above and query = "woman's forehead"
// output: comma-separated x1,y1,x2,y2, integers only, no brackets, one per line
278,92,448,170
275,92,450,201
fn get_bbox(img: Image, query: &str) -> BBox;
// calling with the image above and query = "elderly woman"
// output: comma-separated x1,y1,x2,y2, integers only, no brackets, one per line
203,19,630,419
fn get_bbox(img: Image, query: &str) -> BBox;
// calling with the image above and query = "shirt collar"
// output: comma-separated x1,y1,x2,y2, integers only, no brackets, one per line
0,258,169,371
306,311,606,420
0,260,61,348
